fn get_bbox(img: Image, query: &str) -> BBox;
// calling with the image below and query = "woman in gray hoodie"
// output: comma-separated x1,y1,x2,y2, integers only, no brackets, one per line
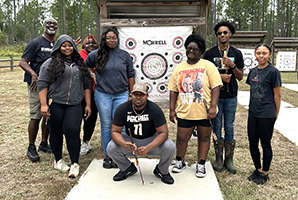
38,34,91,178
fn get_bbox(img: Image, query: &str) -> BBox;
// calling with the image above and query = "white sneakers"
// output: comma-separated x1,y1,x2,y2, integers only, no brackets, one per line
54,159,80,178
69,163,80,178
80,141,92,155
54,159,70,172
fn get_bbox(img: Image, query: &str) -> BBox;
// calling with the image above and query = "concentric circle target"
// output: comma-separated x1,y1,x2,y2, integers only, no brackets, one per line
141,53,168,80
144,83,153,94
130,53,137,64
283,58,291,65
244,58,253,67
157,82,168,93
125,38,137,50
172,52,183,64
173,36,184,49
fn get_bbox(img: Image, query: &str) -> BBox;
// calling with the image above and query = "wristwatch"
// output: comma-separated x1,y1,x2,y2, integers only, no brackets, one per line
231,65,236,69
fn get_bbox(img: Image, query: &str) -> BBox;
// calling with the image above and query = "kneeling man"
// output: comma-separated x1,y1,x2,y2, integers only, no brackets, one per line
107,83,175,184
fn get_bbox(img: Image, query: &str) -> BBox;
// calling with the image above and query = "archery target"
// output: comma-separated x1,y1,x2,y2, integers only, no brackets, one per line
157,82,168,93
144,82,153,94
276,51,297,71
173,37,184,49
141,53,168,80
118,26,192,102
125,38,137,50
239,49,258,74
172,52,183,64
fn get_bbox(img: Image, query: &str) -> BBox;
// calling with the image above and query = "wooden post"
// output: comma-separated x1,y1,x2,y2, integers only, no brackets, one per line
10,55,14,71
199,0,209,39
97,0,107,34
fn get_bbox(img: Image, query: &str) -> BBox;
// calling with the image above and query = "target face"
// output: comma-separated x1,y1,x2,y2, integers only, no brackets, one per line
244,58,252,67
283,58,291,65
130,53,137,64
173,37,184,49
144,83,153,94
172,52,183,64
157,82,168,93
141,53,168,80
125,38,137,50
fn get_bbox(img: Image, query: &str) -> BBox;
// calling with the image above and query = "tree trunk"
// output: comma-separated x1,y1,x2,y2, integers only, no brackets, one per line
80,0,83,39
280,0,285,36
13,0,17,42
288,0,292,37
233,0,237,25
24,0,27,43
62,0,66,34
262,0,265,30
36,0,39,38
276,0,280,36
295,0,298,37
73,1,77,39
258,1,261,31
90,0,93,34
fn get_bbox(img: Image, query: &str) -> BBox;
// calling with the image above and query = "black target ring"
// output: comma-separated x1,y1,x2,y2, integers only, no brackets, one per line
173,36,184,49
125,38,137,50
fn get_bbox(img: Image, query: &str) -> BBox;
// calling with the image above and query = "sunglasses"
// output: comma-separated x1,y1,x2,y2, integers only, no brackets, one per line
186,47,200,53
217,31,230,36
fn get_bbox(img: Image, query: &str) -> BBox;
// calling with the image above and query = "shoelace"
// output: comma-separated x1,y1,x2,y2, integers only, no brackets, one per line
196,164,205,173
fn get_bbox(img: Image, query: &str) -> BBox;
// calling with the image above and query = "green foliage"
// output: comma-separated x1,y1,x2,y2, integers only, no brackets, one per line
0,43,27,56
0,32,8,46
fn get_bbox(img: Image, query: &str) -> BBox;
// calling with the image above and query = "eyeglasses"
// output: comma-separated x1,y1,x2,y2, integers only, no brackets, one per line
106,37,118,41
216,31,230,36
46,21,57,26
186,47,200,53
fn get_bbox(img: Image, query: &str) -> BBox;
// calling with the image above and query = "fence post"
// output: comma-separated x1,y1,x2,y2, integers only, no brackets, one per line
10,55,14,71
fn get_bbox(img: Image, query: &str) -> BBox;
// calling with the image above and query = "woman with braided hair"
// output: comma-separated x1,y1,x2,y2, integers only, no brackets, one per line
85,27,135,168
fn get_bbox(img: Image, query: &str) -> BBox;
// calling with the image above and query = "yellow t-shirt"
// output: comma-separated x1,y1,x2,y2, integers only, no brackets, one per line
168,59,223,120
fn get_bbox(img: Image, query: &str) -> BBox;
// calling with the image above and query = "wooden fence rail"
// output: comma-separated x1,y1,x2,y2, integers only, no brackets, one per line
0,56,21,71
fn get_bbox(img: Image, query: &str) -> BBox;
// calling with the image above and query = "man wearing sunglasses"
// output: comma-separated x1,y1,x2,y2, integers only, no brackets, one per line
203,21,244,175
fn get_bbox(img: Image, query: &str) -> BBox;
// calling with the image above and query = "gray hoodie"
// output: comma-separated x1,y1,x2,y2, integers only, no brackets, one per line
37,34,91,105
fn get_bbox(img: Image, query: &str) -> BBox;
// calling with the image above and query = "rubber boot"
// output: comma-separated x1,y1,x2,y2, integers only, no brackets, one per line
212,139,224,172
224,140,237,174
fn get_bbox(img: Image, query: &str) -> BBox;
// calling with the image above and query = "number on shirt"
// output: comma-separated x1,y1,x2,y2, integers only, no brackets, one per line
134,123,143,136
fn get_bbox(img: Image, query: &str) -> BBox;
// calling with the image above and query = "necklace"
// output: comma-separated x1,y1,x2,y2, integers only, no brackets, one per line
254,67,265,79
132,103,146,116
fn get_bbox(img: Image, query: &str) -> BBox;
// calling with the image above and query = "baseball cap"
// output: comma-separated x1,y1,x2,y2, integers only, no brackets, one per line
131,83,148,94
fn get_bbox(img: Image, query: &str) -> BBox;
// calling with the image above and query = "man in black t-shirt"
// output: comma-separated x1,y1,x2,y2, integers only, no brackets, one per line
203,21,244,174
19,18,58,162
107,83,175,184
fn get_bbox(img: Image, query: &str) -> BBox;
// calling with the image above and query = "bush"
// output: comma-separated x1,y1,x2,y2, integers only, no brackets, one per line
0,43,27,56
0,32,8,46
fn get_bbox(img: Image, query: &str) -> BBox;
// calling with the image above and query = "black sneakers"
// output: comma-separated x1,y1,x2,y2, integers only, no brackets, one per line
38,141,52,153
252,172,269,185
113,163,137,181
247,169,259,181
27,144,40,162
103,156,118,169
153,165,174,184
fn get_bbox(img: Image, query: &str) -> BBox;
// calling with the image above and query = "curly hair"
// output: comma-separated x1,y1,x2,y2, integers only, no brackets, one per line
47,48,90,83
82,35,99,50
213,21,236,35
95,27,119,75
184,34,206,54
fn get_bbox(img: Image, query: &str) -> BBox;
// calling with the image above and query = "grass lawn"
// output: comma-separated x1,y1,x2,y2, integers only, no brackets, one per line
0,68,297,199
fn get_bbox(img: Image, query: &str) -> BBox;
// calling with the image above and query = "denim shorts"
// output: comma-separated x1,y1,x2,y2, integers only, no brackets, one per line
177,117,213,128
28,84,42,120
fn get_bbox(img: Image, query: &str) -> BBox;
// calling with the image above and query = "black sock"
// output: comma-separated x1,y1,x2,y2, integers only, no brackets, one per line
40,141,47,146
199,159,205,165
176,156,182,161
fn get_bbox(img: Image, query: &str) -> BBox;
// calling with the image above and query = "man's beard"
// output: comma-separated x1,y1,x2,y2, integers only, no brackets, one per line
45,27,57,35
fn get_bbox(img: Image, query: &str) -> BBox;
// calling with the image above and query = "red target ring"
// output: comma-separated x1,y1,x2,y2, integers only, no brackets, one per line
125,38,137,50
173,36,184,49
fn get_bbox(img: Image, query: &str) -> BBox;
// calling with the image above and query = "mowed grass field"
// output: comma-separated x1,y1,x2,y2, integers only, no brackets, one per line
0,67,297,199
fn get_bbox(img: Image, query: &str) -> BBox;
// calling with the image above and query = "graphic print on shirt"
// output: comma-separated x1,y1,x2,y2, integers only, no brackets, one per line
178,68,205,104
251,78,267,102
127,114,149,136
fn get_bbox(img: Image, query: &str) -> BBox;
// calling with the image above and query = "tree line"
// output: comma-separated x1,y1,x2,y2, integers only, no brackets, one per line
0,0,297,47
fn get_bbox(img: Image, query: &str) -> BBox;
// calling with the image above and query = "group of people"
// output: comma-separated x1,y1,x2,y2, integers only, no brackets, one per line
20,18,281,185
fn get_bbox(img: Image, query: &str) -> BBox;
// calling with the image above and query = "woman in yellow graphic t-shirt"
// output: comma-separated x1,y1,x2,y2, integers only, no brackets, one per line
168,34,222,178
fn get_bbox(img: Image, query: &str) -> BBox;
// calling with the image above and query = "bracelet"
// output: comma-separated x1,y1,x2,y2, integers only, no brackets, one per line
90,73,95,77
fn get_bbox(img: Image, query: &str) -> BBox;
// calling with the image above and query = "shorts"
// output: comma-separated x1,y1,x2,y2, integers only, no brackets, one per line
177,117,213,128
28,84,42,120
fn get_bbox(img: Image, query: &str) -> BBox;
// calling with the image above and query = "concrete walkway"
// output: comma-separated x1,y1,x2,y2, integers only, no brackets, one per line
238,90,298,146
66,159,223,200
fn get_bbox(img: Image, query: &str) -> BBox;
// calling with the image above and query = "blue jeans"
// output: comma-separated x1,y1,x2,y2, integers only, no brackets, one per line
213,97,237,141
94,90,128,155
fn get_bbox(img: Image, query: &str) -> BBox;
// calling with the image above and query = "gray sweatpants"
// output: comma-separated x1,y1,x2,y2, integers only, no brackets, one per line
107,133,176,174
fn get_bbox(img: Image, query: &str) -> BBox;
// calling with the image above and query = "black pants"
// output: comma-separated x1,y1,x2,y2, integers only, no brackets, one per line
247,114,276,171
81,92,98,142
48,103,82,164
